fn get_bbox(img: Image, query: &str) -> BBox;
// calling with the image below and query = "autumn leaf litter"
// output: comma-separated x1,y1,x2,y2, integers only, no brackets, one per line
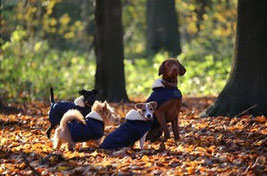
0,97,266,175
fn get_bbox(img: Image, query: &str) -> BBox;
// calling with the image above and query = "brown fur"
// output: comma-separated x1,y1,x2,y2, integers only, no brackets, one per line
53,101,115,150
147,58,186,146
91,101,115,126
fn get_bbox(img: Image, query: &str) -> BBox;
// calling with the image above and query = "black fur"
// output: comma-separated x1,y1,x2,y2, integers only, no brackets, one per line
46,87,98,138
50,87,55,104
79,89,98,107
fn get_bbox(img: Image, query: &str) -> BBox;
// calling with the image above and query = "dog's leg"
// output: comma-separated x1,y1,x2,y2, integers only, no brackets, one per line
146,127,162,142
56,141,62,150
171,118,179,144
139,133,147,149
155,111,169,151
155,111,170,140
46,124,55,139
53,138,62,150
172,100,182,144
53,129,60,149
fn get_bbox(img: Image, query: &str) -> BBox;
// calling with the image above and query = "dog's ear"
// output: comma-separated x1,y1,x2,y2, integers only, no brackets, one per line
135,103,144,110
92,89,98,94
103,101,107,106
79,89,86,95
103,101,108,109
150,101,158,110
177,60,186,76
158,60,166,76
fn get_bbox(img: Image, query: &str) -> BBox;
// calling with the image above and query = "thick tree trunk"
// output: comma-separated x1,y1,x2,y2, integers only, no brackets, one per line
146,0,181,56
201,0,267,117
94,0,128,102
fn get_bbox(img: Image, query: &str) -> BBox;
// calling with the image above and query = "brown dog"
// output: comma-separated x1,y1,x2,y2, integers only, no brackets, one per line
146,58,186,145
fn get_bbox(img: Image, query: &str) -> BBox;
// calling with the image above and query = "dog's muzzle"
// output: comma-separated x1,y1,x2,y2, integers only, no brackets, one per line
145,113,153,121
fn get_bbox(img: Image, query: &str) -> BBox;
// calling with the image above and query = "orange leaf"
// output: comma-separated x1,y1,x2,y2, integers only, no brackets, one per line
255,116,266,123
141,155,149,162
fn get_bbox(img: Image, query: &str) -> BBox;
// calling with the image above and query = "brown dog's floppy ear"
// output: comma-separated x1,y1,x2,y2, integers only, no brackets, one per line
135,103,144,110
177,60,186,76
158,60,166,76
150,101,157,110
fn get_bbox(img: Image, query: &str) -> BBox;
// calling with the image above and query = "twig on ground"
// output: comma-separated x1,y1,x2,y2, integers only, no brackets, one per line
242,156,260,175
235,104,257,118
22,154,40,176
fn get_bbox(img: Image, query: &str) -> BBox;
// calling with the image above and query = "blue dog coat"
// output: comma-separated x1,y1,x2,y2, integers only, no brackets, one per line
68,111,104,142
49,101,91,125
100,110,151,150
146,79,182,129
146,79,182,106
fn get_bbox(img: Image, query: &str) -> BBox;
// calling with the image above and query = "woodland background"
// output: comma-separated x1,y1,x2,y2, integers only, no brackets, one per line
1,0,267,175
0,0,235,102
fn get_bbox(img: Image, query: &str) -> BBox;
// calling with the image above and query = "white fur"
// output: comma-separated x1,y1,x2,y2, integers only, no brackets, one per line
152,79,165,89
139,133,147,149
85,111,103,121
144,103,153,120
74,96,85,107
125,110,146,121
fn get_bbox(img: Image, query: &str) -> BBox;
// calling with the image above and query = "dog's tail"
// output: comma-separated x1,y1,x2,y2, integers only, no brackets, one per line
50,87,55,104
60,109,86,128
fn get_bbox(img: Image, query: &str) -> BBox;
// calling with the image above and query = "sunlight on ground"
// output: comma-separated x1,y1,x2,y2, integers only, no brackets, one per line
0,97,266,175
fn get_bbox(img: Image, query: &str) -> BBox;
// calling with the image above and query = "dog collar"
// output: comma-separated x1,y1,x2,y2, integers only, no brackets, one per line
86,111,103,121
125,110,148,121
74,96,85,107
152,79,165,89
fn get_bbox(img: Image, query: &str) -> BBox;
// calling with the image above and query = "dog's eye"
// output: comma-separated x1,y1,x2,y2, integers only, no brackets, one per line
142,109,146,112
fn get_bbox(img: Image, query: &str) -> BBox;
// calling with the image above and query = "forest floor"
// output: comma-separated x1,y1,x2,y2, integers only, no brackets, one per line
0,97,266,175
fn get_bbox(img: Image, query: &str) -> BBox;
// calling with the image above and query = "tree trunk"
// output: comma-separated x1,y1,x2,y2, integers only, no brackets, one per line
146,0,181,57
94,0,128,102
201,0,267,117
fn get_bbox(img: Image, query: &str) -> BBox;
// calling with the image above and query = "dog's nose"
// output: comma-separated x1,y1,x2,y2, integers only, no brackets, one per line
146,114,152,119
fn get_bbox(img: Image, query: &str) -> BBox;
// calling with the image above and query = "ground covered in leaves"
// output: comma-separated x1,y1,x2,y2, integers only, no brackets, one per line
0,97,266,175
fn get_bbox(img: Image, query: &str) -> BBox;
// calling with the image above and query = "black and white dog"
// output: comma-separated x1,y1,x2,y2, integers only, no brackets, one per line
100,101,157,150
46,87,98,138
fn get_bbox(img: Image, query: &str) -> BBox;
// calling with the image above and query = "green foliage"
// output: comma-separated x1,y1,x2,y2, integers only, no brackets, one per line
1,27,95,102
1,27,231,102
125,50,231,98
0,0,236,102
125,53,167,98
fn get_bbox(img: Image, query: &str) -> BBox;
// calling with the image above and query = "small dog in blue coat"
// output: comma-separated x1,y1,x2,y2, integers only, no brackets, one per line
53,101,115,150
46,87,98,139
100,101,157,150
